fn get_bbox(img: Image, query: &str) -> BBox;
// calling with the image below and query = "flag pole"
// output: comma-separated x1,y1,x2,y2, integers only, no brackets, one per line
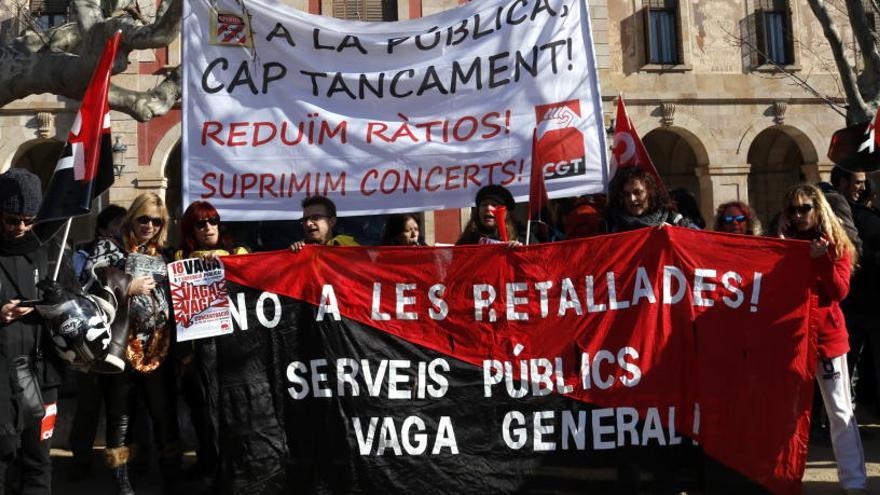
52,218,72,281
525,220,532,246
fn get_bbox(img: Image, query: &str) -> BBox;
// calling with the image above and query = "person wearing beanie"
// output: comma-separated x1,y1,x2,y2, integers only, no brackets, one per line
0,167,76,495
456,184,524,246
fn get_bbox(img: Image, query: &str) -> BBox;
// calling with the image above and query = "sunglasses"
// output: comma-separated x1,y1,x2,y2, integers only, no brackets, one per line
299,214,330,224
195,217,220,229
136,215,164,227
787,204,814,216
722,215,746,224
2,215,35,227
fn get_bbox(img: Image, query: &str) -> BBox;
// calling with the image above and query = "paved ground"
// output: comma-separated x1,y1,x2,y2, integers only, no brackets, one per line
802,415,880,494
47,418,879,494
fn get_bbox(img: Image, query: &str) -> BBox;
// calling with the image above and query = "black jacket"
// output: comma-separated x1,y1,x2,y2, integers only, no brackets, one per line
847,203,880,309
0,233,75,390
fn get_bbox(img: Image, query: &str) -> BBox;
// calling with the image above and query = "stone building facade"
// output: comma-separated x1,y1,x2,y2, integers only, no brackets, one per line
0,0,859,243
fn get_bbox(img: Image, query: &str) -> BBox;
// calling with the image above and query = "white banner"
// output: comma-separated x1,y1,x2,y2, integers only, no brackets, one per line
182,0,607,219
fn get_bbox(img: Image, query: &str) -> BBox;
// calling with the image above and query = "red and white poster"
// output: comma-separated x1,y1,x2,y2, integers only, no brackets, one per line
168,258,234,341
182,0,608,219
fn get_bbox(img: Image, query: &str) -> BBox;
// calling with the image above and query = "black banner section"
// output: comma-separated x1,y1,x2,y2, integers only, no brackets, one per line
198,283,771,495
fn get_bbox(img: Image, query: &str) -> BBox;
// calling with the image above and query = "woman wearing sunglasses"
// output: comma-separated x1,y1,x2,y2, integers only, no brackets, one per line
173,201,246,487
712,201,762,235
777,184,867,493
175,201,247,260
80,192,181,495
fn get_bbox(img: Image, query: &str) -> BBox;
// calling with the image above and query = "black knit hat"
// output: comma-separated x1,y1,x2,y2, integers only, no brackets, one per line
475,184,515,211
0,168,42,217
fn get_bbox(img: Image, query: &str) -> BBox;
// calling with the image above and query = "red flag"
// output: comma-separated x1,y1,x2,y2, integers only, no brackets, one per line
528,129,550,223
36,31,120,226
611,95,666,192
494,206,509,242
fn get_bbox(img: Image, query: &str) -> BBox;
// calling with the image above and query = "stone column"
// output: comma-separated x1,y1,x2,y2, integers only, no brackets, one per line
695,165,751,226
809,162,835,184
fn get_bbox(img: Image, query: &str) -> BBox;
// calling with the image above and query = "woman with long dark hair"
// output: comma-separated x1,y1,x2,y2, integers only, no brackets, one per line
381,213,425,246
603,168,695,232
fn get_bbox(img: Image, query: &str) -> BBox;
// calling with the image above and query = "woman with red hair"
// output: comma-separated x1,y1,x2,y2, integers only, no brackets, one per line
174,201,246,488
175,201,247,260
713,201,763,236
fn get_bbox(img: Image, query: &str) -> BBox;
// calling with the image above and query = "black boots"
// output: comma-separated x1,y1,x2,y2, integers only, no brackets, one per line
106,446,135,495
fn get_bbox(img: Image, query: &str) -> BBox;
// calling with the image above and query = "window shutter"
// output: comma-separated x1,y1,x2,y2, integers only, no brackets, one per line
332,0,387,21
782,6,794,64
672,0,682,64
755,9,769,65
643,4,654,64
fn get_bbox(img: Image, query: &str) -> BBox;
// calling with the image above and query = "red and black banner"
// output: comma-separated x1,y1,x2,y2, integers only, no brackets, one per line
216,227,814,494
36,32,119,228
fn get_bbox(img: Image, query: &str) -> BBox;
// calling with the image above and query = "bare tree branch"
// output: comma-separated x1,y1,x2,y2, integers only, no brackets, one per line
109,66,180,122
844,0,880,92
805,0,871,122
72,0,104,32
720,22,848,117
0,2,182,121
125,0,181,49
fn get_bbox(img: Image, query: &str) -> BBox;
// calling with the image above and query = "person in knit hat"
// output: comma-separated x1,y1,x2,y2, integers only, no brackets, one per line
456,184,523,245
0,168,42,241
0,167,75,495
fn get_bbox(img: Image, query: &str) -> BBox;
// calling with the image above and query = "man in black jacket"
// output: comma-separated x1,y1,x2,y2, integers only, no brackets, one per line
833,161,880,413
0,168,73,495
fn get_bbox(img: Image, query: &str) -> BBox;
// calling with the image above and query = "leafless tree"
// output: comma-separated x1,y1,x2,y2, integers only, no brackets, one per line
806,0,880,123
1,0,181,122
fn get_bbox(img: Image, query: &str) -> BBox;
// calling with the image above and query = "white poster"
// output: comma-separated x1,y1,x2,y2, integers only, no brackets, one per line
182,0,607,219
168,258,234,342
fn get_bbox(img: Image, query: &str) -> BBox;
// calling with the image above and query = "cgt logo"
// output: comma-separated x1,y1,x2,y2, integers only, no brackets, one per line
534,100,587,181
543,158,586,181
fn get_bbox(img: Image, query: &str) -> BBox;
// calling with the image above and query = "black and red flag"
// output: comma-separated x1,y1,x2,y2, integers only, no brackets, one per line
828,111,880,171
211,228,815,494
36,31,120,227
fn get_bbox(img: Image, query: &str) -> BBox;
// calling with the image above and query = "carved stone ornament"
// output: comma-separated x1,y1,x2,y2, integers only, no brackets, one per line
773,101,787,125
660,102,676,127
36,111,54,138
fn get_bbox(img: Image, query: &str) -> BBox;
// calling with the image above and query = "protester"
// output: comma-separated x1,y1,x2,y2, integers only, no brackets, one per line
381,213,425,246
712,201,762,235
176,201,248,259
603,167,695,232
456,184,523,246
68,205,128,480
174,201,248,488
669,187,706,229
289,195,358,252
80,192,181,495
562,195,605,239
817,181,862,254
0,168,76,495
777,184,867,493
72,204,126,277
832,162,880,416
